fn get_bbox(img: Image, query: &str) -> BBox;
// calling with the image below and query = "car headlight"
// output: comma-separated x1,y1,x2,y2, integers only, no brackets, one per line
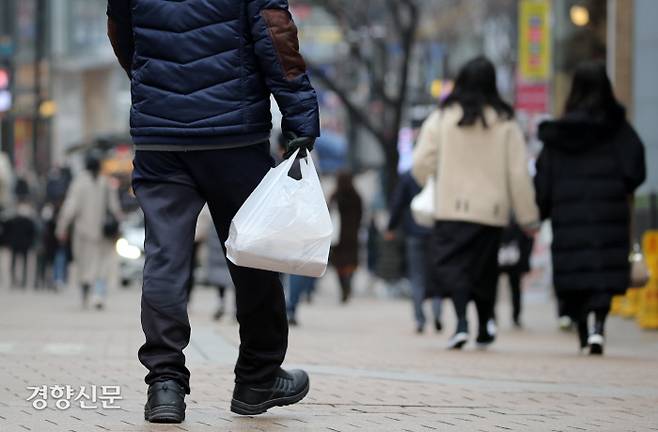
116,238,142,260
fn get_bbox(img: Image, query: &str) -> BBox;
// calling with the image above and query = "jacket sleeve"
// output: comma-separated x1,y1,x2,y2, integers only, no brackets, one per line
411,111,441,186
534,147,551,220
247,0,320,138
506,123,539,227
106,0,134,77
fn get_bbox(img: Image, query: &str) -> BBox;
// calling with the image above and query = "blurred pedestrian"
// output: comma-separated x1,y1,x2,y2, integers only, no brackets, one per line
286,275,316,326
5,200,37,289
535,61,646,355
412,56,539,350
34,203,58,290
330,172,363,303
0,151,12,212
197,205,234,320
107,0,318,420
46,167,73,289
13,176,31,203
496,221,534,328
0,151,13,262
56,151,123,309
386,171,443,334
206,232,234,321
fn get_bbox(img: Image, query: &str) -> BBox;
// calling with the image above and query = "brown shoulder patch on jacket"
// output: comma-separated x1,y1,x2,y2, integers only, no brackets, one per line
261,9,307,81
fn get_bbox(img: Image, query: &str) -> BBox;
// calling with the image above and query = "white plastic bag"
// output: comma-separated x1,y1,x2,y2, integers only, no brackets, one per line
225,150,333,277
410,176,435,228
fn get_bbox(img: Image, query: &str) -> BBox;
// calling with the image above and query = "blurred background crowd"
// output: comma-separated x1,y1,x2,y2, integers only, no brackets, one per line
1,0,657,351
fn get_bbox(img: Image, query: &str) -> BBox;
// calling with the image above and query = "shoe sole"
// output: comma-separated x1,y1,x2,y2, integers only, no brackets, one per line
144,405,185,424
230,380,310,416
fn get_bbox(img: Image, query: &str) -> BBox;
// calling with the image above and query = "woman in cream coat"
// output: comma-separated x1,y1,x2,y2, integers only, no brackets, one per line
56,151,122,309
412,57,539,349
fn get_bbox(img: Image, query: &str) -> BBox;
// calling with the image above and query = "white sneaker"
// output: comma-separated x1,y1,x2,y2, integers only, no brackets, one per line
588,334,604,355
558,316,572,331
447,332,469,350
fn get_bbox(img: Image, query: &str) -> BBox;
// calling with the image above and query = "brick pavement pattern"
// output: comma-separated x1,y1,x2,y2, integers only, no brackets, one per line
1,275,658,432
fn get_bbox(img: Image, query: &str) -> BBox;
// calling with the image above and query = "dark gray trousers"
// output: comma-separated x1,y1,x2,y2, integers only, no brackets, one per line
132,143,288,394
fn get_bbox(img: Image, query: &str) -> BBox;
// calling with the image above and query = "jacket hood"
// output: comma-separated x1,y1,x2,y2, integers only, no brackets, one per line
538,106,626,153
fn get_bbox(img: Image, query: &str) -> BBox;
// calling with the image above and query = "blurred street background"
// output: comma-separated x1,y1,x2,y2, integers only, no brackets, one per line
1,0,658,431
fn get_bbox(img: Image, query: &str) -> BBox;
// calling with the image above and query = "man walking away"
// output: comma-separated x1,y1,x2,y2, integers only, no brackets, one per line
107,0,320,423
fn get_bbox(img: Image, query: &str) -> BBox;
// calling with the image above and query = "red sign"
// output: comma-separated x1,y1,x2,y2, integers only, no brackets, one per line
516,82,549,113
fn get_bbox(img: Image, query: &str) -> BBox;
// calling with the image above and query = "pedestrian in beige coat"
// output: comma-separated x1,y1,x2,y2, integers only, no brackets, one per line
56,152,122,309
0,151,13,211
412,57,539,350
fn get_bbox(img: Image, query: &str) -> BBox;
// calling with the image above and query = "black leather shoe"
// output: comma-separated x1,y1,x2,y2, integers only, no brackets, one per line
144,380,186,423
231,369,309,416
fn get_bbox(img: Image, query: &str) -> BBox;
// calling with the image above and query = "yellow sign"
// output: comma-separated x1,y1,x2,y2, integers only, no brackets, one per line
519,0,551,82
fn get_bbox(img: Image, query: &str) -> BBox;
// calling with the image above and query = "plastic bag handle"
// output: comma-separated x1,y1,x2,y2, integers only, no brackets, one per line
299,151,319,182
279,148,300,173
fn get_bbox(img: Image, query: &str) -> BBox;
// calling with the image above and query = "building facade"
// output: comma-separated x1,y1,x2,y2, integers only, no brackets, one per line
0,0,129,176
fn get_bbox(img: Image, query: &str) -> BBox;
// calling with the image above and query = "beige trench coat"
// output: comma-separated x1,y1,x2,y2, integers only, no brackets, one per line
56,171,122,285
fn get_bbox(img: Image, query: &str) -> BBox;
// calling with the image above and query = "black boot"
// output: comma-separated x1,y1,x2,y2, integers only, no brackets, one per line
144,380,186,423
231,369,310,416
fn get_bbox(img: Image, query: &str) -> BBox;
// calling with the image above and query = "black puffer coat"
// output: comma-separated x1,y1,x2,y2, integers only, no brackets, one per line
535,110,646,295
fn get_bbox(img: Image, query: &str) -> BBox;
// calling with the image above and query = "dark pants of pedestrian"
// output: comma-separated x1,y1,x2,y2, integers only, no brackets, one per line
11,248,29,288
406,236,442,328
562,292,612,347
431,221,502,335
132,143,288,394
286,275,316,319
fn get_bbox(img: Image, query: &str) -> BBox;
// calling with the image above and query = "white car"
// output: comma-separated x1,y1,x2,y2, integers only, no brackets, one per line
116,211,145,288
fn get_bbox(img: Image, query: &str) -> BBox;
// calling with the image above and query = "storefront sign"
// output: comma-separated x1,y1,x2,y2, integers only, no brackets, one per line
519,0,551,82
516,82,549,113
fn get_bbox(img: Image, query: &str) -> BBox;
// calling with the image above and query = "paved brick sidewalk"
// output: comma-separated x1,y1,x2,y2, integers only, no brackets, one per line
1,275,658,432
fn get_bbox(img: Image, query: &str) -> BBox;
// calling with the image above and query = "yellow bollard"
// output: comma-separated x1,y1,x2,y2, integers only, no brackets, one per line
620,288,641,318
611,295,625,316
637,280,658,329
637,231,658,329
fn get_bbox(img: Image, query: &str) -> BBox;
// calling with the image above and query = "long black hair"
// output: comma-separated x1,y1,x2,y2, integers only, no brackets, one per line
564,61,625,122
441,56,514,128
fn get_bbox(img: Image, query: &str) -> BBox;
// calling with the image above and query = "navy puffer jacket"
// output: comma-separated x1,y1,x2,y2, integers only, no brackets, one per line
107,0,320,148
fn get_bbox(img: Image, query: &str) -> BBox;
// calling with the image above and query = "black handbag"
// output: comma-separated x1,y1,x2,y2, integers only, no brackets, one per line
102,182,120,239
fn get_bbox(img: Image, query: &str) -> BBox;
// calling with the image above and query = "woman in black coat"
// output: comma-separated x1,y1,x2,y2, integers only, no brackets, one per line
330,172,363,303
535,62,646,355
